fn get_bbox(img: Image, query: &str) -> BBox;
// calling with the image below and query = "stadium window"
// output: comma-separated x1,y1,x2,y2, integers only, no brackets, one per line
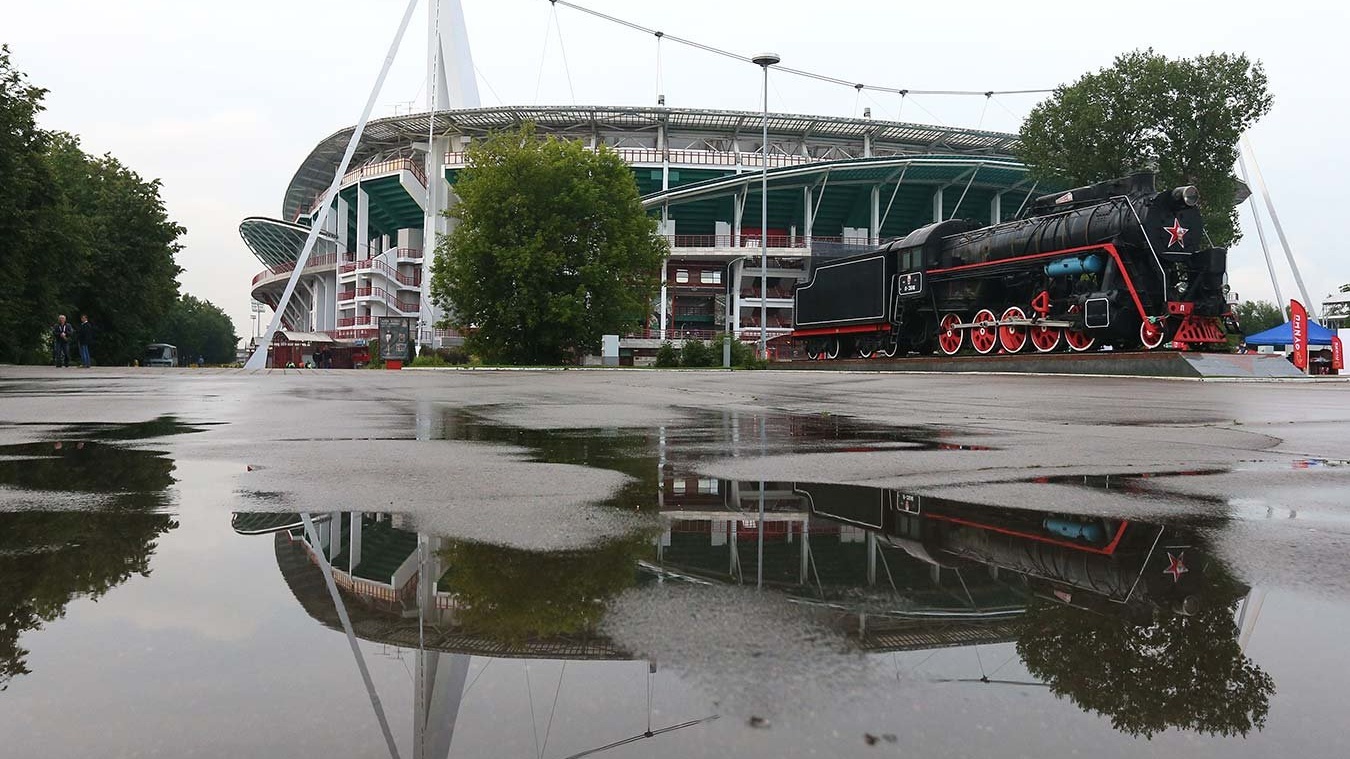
700,270,722,284
676,269,689,284
672,479,686,494
697,478,719,494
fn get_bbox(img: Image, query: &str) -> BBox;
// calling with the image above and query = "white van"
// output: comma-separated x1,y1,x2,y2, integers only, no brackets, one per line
145,343,178,367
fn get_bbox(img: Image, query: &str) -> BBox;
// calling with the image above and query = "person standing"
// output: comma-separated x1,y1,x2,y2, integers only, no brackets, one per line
52,315,74,367
77,314,95,368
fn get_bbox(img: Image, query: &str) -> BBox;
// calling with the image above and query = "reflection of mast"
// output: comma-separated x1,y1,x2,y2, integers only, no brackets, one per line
299,513,402,759
415,533,471,759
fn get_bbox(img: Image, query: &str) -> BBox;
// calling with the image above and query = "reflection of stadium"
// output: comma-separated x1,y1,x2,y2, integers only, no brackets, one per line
241,1,1040,358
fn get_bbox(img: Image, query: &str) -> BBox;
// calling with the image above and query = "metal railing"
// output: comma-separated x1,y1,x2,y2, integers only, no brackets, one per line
665,234,870,250
251,253,341,286
304,158,428,216
338,256,422,286
445,147,817,170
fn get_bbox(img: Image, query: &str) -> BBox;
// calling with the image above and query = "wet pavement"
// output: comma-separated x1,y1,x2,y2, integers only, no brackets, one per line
1,365,1348,757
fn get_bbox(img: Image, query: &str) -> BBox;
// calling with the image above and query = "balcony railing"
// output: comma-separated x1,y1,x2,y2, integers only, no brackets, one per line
445,148,817,171
338,256,422,286
337,316,374,328
665,234,870,250
251,253,341,286
305,158,428,216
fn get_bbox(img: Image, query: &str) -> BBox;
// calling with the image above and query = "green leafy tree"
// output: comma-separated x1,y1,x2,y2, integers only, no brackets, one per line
0,45,63,363
154,293,240,364
47,132,184,365
438,537,646,641
1017,599,1274,738
0,48,183,365
1018,49,1273,247
1232,299,1284,335
430,125,667,364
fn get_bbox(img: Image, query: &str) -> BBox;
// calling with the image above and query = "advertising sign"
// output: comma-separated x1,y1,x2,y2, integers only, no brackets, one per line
1333,336,1344,371
378,317,413,362
1290,300,1308,371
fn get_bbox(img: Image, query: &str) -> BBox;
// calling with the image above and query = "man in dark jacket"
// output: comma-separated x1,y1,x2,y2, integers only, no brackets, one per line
52,315,74,367
77,314,95,368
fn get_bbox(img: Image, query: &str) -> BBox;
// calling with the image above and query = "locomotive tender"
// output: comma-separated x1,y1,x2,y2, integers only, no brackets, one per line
791,172,1231,359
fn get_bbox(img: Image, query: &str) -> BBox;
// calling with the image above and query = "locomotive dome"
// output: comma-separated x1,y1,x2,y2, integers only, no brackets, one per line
242,104,1046,348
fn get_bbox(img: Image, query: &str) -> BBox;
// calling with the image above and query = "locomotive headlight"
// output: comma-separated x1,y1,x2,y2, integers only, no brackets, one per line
1175,278,1189,293
1172,185,1200,207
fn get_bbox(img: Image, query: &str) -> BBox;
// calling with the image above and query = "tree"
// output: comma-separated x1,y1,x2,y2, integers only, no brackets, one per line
1231,299,1284,335
47,132,184,365
430,125,667,364
1017,599,1274,738
154,293,240,364
0,45,63,364
0,48,184,365
1018,49,1273,247
438,536,646,641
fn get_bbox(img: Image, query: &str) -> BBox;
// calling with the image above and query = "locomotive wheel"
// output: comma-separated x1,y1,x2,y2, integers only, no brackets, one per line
1064,305,1095,352
1139,319,1166,350
970,309,998,355
825,338,841,360
999,306,1029,353
1030,322,1062,353
937,314,964,355
879,337,899,358
805,347,820,361
858,345,874,359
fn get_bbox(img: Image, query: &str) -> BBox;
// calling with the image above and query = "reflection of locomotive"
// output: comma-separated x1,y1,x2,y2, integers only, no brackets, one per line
792,173,1232,359
795,482,1241,618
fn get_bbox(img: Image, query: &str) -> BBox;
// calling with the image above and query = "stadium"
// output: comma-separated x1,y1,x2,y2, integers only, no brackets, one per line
241,2,1044,363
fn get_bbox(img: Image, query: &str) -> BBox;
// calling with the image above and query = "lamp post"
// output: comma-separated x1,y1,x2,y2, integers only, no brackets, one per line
752,52,779,359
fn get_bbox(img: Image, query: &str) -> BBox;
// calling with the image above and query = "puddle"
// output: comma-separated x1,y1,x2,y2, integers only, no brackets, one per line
3,408,1348,757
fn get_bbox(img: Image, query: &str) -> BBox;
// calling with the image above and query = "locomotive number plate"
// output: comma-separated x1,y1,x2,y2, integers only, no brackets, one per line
896,271,924,296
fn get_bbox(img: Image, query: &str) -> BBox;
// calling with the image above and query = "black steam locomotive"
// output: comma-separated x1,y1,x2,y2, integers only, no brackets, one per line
792,172,1232,358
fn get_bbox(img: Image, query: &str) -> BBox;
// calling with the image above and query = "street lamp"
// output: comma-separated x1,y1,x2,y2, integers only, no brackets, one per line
752,52,780,359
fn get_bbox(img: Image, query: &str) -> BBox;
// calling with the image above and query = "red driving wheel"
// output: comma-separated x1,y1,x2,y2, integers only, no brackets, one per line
938,313,963,355
1140,319,1166,350
1065,305,1095,352
999,306,1028,353
970,309,998,355
1030,322,1062,352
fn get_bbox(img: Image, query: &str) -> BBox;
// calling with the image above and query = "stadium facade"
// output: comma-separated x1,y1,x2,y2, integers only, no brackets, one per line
241,2,1042,355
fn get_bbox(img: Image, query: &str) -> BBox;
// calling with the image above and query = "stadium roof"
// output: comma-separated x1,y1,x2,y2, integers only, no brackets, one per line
283,105,1022,222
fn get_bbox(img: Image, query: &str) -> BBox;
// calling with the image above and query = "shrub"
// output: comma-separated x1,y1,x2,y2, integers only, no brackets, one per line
680,338,712,367
654,341,680,367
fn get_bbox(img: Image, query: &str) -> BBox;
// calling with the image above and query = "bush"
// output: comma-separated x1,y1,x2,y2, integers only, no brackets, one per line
654,341,679,367
365,338,383,369
713,333,766,369
680,338,712,367
435,345,471,364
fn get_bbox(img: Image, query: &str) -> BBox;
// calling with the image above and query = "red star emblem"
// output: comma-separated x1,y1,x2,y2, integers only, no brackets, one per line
1163,551,1188,583
1163,218,1189,248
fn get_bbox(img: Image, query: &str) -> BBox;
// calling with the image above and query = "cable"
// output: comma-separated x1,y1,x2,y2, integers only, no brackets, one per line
547,0,1052,99
474,63,507,107
540,662,567,759
552,3,578,104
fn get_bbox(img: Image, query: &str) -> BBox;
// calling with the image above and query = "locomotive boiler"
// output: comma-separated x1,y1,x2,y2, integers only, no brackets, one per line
792,172,1232,358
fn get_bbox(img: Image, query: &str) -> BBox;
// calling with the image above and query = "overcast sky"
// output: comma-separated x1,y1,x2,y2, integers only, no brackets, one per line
7,0,1345,339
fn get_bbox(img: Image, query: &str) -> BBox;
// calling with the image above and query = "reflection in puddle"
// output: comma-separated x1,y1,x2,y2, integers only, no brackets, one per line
228,409,1277,746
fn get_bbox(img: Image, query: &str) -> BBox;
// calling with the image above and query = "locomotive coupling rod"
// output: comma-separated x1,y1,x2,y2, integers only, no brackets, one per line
953,318,1077,330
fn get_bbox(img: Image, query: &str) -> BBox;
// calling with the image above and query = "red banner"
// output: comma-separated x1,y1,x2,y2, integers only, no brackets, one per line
1290,300,1308,371
1333,336,1344,371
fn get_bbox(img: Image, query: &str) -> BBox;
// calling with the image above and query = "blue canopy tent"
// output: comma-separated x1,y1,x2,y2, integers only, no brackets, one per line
1243,320,1337,346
